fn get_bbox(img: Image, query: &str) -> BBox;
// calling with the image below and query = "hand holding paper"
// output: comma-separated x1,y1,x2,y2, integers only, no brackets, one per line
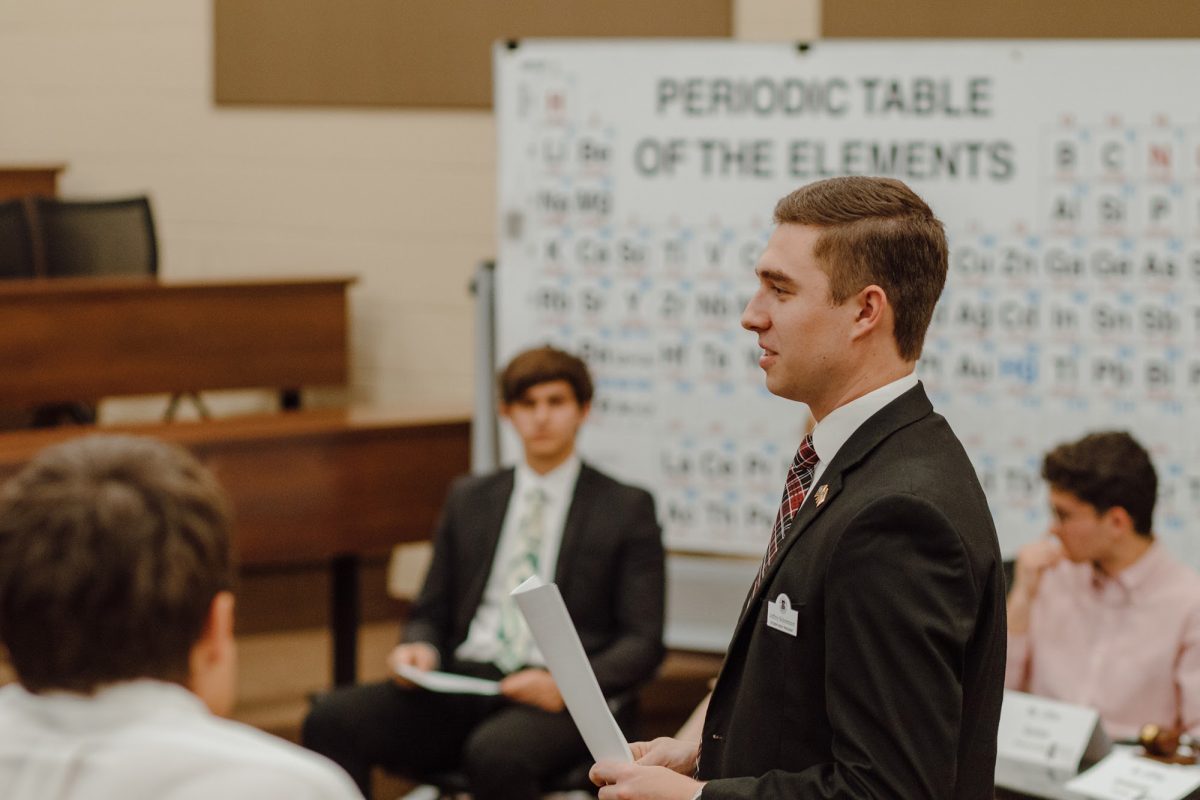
629,738,700,774
590,760,704,800
511,575,632,763
387,642,439,679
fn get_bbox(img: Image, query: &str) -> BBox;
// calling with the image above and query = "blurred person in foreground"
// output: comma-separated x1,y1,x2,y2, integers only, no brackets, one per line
303,345,665,800
1007,430,1200,738
591,176,1007,799
0,434,361,799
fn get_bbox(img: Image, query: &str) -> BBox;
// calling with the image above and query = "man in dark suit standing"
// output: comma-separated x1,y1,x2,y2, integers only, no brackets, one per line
304,346,665,800
592,177,1005,799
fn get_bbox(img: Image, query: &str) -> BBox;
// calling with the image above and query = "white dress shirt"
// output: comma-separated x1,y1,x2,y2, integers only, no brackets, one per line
0,679,361,800
805,372,919,502
454,455,582,666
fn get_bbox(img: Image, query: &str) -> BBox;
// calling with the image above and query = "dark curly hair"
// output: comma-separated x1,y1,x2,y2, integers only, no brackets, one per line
1042,431,1156,536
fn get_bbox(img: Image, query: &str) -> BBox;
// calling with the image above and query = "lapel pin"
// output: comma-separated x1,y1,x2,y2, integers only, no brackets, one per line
814,485,829,507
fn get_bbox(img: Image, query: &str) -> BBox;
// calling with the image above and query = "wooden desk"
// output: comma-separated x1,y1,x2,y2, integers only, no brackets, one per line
0,277,351,407
0,164,64,201
0,408,472,684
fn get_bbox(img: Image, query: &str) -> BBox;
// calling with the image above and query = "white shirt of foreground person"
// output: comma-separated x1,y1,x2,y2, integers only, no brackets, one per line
0,679,362,800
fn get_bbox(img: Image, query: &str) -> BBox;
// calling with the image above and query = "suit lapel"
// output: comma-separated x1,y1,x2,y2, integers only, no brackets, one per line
463,469,515,613
729,473,844,633
554,464,594,584
727,384,935,638
758,471,843,589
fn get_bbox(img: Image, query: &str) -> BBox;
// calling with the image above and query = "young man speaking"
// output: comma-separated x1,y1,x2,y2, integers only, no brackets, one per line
593,177,1006,800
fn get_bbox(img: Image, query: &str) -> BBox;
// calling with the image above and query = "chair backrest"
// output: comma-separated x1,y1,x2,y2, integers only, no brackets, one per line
0,199,36,279
34,195,158,277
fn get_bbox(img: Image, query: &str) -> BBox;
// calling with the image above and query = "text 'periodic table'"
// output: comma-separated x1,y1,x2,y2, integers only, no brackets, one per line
495,40,1200,563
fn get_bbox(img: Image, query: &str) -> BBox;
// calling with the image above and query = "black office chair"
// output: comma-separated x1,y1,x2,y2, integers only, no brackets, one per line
33,195,157,277
26,196,157,426
0,198,36,279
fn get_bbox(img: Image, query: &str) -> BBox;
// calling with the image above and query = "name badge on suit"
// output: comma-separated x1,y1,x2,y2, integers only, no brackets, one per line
767,593,799,636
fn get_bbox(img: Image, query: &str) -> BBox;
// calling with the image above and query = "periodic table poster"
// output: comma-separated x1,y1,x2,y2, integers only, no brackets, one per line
494,40,1200,565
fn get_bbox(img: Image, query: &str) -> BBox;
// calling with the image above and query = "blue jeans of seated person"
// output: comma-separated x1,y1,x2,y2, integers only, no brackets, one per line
301,661,589,800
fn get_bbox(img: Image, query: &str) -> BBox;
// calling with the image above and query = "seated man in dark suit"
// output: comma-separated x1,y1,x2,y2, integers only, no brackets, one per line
303,345,665,800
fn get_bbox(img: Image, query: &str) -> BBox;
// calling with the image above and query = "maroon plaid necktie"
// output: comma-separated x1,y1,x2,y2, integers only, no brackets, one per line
750,434,819,597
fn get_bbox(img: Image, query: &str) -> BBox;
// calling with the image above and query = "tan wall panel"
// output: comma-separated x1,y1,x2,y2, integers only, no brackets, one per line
215,0,733,109
823,0,1200,38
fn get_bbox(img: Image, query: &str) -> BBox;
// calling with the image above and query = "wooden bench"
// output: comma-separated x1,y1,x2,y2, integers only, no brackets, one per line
0,275,473,684
0,164,64,201
0,276,351,410
0,408,471,684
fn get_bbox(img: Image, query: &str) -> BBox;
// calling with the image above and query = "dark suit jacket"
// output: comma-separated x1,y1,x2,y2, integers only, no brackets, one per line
699,384,1006,800
402,463,666,695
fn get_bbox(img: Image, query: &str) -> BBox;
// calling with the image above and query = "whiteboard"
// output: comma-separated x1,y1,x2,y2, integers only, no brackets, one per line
494,39,1200,567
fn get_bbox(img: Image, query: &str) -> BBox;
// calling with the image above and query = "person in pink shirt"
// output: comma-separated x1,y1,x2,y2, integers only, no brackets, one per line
1007,430,1200,739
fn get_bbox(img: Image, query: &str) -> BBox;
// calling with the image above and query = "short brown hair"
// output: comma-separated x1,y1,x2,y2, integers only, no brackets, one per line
498,346,593,406
0,435,233,693
1042,431,1157,536
774,176,948,361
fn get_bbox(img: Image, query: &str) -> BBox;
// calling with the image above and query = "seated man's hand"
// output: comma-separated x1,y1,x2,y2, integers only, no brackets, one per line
500,668,564,712
1012,538,1064,603
590,760,702,800
387,642,439,687
630,737,700,775
1008,538,1065,635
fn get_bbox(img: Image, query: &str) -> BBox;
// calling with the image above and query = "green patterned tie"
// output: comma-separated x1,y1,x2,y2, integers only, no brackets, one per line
495,487,548,673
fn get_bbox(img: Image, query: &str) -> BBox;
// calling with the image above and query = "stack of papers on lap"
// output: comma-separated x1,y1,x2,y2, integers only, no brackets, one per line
394,664,501,696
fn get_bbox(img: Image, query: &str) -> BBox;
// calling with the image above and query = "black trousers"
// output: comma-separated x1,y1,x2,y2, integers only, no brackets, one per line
301,663,589,800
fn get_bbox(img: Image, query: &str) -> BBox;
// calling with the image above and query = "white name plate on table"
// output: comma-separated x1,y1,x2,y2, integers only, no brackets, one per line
996,690,1111,798
1067,751,1200,800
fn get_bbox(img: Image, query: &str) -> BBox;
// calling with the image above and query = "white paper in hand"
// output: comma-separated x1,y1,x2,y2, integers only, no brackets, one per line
511,575,633,764
394,664,501,696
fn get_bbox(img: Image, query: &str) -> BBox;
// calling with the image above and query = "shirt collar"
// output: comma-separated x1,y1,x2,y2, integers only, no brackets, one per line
514,453,581,503
3,679,207,732
811,372,919,466
1092,539,1165,593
